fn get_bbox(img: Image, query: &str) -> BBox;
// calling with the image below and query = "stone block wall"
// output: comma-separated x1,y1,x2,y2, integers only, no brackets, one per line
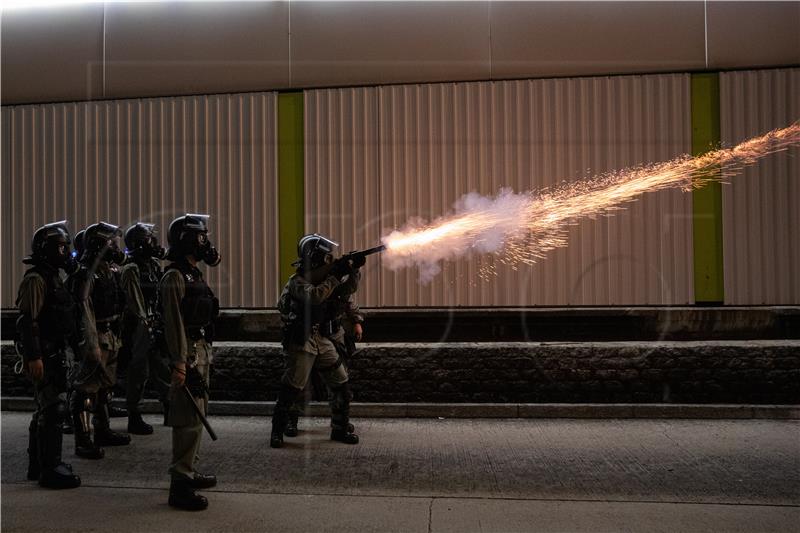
3,341,798,404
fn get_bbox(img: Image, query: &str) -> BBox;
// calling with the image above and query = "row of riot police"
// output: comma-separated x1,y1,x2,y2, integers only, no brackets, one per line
18,217,365,512
16,214,221,510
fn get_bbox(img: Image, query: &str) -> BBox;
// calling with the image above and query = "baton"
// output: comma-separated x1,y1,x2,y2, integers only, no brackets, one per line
182,385,218,441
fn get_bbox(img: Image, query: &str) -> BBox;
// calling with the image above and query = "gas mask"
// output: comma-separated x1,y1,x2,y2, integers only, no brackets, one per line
195,232,221,267
104,240,127,265
141,236,167,260
45,240,78,273
85,222,125,265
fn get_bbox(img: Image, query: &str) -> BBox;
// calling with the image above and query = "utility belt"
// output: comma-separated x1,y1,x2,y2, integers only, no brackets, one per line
186,327,207,341
312,319,340,338
40,339,69,358
95,315,121,334
282,318,341,348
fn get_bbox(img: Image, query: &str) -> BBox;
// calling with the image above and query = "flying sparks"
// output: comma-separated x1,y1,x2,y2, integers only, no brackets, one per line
381,123,800,282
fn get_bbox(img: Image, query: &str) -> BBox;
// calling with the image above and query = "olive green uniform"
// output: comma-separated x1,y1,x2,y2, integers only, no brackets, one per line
17,271,68,412
279,270,364,390
120,260,170,414
69,260,130,453
160,264,214,480
272,268,364,440
71,262,124,394
18,262,82,486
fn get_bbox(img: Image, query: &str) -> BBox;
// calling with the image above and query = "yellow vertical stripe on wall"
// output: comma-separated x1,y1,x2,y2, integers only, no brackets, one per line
1,93,280,308
278,93,306,288
691,73,724,303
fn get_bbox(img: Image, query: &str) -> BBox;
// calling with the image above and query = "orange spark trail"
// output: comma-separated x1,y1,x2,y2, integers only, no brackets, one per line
382,124,800,282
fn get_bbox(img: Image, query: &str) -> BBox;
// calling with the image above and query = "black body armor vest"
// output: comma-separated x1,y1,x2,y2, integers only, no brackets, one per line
136,257,163,314
166,262,219,328
24,265,78,343
80,264,126,321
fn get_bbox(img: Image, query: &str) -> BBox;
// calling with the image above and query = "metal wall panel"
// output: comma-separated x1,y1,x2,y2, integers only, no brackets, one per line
490,1,706,79
306,74,694,307
104,1,290,99
720,68,800,305
1,93,279,308
3,1,799,105
291,1,491,88
304,88,383,305
1,3,104,104
707,2,800,69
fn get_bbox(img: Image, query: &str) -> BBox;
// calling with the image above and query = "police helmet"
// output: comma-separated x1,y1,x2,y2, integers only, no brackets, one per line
125,222,166,259
84,221,125,263
166,214,220,265
293,233,339,269
25,220,73,268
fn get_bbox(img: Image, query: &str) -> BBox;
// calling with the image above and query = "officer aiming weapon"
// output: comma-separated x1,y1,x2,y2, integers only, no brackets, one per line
337,245,386,267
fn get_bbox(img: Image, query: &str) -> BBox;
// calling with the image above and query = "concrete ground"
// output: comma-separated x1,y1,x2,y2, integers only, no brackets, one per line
1,412,798,532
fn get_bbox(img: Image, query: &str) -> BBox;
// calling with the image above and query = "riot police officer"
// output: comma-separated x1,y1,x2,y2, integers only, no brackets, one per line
16,221,81,489
69,222,131,460
60,228,84,437
271,233,365,449
161,214,220,511
120,222,171,435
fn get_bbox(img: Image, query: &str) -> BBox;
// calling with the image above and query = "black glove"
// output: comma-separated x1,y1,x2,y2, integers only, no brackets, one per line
350,254,366,269
330,259,352,279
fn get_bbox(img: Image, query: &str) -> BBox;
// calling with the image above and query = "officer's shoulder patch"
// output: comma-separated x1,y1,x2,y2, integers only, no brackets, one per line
160,268,184,286
22,270,46,283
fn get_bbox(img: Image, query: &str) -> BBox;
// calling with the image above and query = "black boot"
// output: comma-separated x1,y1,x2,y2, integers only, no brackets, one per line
108,404,128,418
270,385,300,448
190,472,217,489
330,383,359,445
94,390,131,446
72,395,104,460
38,405,81,490
168,477,208,511
27,415,39,481
284,414,299,437
127,412,154,435
330,428,359,444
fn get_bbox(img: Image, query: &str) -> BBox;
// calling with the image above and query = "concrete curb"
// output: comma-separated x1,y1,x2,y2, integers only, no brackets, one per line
2,397,798,419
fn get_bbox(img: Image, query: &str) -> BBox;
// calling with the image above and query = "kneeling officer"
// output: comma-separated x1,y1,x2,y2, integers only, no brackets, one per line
271,233,365,448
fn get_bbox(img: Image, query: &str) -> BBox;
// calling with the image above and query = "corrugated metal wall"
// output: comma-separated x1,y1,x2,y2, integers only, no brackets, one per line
1,92,279,308
720,68,800,305
305,74,694,307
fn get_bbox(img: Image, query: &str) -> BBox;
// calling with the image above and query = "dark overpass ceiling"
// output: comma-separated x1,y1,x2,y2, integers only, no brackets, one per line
1,1,798,105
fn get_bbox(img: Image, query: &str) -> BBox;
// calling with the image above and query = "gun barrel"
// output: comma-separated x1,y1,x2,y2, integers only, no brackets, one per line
361,244,386,256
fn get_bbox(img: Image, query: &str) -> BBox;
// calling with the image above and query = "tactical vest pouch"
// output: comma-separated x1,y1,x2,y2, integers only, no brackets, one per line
181,297,215,327
91,271,126,321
